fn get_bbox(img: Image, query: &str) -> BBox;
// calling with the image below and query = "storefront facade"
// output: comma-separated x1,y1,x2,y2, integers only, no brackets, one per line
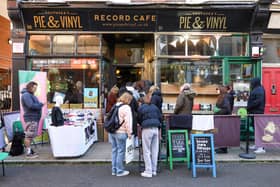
9,0,272,141
262,1,280,114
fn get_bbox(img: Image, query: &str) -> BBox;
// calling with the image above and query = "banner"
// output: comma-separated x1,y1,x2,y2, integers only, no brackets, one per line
254,115,280,149
214,115,240,147
19,71,47,135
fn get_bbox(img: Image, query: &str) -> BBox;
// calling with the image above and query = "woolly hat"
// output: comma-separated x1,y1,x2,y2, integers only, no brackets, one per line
180,83,191,92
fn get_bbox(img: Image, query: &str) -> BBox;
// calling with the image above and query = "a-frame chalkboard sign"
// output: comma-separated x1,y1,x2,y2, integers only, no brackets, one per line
191,133,216,178
168,130,190,170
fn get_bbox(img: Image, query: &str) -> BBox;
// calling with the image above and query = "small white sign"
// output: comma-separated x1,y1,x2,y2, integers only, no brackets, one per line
12,42,24,53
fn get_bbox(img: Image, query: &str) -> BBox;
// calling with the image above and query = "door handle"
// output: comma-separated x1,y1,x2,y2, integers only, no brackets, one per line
271,84,277,95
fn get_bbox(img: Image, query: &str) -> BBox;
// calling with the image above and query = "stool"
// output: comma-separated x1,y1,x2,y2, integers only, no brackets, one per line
0,152,8,176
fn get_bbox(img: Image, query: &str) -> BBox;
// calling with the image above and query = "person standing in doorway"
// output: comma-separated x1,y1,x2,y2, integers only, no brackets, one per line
247,77,266,154
21,81,44,158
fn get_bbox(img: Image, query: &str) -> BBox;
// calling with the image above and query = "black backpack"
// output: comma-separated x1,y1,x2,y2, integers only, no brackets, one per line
9,131,25,156
104,104,124,133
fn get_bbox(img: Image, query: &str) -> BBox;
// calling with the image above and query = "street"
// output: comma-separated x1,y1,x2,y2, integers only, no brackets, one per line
0,162,279,187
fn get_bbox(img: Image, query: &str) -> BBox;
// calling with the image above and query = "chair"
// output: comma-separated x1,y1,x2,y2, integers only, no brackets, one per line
0,152,8,176
237,108,254,141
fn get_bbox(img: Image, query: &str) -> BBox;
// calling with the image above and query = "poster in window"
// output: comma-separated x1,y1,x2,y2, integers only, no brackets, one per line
84,88,98,108
233,82,250,107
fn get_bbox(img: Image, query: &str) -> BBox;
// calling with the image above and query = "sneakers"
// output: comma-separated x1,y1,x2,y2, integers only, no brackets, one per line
25,149,38,158
112,172,116,176
249,145,257,150
116,170,129,177
141,172,152,178
152,172,157,176
254,147,266,154
25,152,39,158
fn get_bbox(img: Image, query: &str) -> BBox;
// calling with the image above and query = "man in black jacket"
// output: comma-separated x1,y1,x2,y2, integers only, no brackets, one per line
247,77,266,154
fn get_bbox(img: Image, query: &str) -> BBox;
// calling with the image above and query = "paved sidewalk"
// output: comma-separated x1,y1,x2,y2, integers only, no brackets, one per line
4,142,280,164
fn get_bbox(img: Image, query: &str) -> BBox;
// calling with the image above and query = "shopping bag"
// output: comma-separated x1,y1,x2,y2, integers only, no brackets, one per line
125,135,135,164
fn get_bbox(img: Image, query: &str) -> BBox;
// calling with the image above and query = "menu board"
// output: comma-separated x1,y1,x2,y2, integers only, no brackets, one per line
191,134,216,178
171,132,187,158
194,136,212,165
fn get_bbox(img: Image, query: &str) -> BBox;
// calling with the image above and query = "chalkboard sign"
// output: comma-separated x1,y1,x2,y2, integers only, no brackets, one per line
171,132,187,158
191,134,216,178
194,136,212,165
168,130,190,170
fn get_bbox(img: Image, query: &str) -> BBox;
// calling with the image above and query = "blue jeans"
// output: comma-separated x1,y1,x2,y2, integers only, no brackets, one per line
110,133,128,174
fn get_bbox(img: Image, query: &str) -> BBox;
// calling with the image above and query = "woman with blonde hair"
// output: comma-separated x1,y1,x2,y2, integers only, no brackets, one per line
110,92,133,177
148,85,163,113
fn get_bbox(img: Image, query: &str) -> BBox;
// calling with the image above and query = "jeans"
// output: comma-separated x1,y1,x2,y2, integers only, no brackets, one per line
141,127,159,174
110,133,128,174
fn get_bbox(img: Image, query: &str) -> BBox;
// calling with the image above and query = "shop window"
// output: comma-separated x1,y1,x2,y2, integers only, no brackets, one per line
219,35,248,56
53,35,75,55
188,35,216,56
77,35,101,55
230,63,253,81
30,58,100,108
29,35,51,56
263,38,280,63
158,59,222,95
157,35,186,56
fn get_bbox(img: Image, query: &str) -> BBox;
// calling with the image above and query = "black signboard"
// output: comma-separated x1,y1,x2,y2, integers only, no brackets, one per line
191,134,216,178
21,7,254,32
193,136,212,165
167,130,190,170
170,132,187,158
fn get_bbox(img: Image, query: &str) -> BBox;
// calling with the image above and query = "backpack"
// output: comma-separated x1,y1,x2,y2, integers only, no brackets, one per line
9,131,25,156
104,104,124,133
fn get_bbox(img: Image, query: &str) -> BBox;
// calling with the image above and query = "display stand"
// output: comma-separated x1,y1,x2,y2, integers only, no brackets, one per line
48,119,97,157
191,133,216,178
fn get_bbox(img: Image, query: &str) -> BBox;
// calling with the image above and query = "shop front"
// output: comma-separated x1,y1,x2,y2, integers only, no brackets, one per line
15,1,271,141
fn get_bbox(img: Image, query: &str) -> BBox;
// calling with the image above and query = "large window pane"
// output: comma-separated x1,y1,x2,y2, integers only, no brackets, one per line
53,35,75,55
219,35,248,56
30,58,100,108
77,35,101,55
157,35,185,56
29,35,51,56
188,35,216,56
263,38,280,63
158,59,222,95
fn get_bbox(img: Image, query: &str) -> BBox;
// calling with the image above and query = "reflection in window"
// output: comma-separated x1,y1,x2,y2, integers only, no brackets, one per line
230,63,253,81
77,35,101,55
29,35,51,56
188,35,216,56
159,59,222,86
53,35,75,55
219,35,248,56
30,59,100,107
157,35,185,56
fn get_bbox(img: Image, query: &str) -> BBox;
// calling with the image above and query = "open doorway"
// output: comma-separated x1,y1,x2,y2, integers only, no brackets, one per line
102,33,154,88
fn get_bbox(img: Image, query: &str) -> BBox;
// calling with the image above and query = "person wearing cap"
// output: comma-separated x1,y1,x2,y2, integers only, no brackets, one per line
174,83,196,115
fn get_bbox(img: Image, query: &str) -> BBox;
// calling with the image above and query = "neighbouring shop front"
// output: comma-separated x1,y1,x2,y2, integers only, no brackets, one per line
15,1,271,141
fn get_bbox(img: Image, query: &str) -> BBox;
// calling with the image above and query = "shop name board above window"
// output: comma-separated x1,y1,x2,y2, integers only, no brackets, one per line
21,8,253,32
178,13,227,30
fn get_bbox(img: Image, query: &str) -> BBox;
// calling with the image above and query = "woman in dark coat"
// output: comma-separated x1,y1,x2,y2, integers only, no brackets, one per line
214,86,231,154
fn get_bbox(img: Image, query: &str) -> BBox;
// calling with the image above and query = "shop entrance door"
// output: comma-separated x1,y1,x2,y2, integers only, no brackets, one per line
262,67,280,114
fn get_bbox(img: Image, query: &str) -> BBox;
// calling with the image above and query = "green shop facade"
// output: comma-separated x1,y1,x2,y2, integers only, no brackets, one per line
9,1,271,140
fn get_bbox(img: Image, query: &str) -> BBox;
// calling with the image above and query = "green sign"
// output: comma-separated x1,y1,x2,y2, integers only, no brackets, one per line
168,130,190,171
